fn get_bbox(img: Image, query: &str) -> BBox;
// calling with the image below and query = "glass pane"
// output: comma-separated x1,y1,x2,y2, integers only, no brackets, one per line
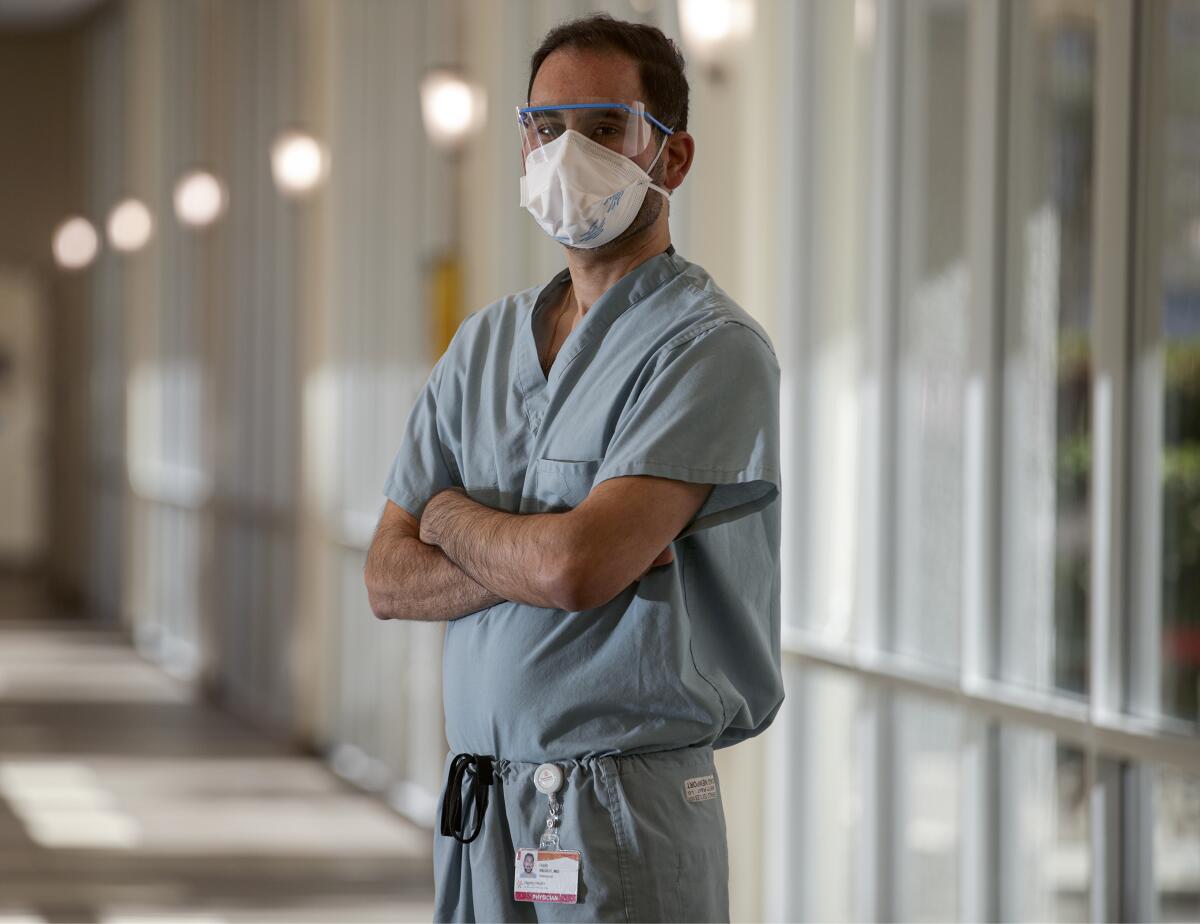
1001,1,1095,696
1153,765,1200,922
1157,0,1200,726
790,0,874,644
893,0,971,673
785,661,868,922
998,727,1089,922
893,694,963,921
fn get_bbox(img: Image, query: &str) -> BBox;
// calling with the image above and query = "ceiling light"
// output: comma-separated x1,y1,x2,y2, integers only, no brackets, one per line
420,70,486,150
173,170,226,227
52,216,99,269
678,0,754,60
270,130,329,195
107,198,154,252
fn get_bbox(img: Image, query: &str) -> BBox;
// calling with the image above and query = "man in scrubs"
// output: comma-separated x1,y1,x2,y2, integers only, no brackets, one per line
364,13,782,923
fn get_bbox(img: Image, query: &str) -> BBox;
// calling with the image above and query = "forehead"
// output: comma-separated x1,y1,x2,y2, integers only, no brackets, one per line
529,47,645,105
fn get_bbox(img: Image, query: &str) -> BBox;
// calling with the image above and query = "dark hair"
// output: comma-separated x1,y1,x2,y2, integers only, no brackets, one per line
527,13,689,134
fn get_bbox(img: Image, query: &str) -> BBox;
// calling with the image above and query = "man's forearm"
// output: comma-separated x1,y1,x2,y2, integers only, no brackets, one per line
366,529,505,622
419,489,570,609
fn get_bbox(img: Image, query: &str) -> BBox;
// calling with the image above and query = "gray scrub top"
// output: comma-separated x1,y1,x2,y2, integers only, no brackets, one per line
382,247,783,764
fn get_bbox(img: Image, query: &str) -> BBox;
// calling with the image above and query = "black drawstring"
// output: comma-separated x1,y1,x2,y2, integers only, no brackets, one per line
440,753,494,844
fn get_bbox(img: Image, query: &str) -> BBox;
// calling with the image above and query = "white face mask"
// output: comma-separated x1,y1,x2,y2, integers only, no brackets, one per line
519,129,670,249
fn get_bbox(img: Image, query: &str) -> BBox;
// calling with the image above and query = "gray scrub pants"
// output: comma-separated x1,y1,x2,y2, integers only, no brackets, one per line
433,746,730,923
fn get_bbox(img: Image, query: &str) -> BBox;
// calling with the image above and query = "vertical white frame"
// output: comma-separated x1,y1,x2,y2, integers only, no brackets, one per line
1090,0,1135,729
1128,0,1169,724
1124,762,1158,921
1090,2,1138,919
962,1,1008,919
857,0,901,658
962,0,1007,692
772,0,812,653
864,2,902,914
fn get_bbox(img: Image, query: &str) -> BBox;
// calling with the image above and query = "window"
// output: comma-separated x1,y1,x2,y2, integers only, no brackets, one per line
1001,0,1095,698
1132,0,1200,729
772,2,1200,920
1151,765,1200,921
893,0,971,674
776,663,866,923
893,695,964,921
997,730,1088,922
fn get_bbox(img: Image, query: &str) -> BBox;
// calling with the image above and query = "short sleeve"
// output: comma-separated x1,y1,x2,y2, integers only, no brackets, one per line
592,321,781,540
382,350,460,520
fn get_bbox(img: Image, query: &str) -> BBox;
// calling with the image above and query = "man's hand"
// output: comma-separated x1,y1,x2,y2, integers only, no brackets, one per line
363,498,506,622
419,486,468,546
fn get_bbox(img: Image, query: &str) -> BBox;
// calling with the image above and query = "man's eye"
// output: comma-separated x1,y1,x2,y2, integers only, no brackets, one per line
538,125,562,138
592,124,619,137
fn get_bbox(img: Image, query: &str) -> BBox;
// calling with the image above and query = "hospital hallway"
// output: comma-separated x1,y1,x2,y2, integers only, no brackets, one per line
3,0,1199,920
0,574,435,924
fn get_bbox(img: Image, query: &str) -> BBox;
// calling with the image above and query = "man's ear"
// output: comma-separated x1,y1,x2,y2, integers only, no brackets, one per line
664,131,695,191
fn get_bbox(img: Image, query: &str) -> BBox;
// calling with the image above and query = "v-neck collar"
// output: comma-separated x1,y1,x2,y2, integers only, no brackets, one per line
516,245,685,434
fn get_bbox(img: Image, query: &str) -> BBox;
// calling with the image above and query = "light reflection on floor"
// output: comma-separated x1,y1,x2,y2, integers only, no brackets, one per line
0,577,434,923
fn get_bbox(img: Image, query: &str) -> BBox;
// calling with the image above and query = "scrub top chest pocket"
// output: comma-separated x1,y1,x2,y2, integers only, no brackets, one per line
534,457,602,510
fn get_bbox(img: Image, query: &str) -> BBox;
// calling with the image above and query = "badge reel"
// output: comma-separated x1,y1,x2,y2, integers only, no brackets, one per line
513,763,581,905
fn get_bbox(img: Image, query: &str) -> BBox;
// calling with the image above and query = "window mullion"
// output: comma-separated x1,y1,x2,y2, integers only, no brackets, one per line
1086,4,1139,919
962,1,1008,918
857,0,903,658
1128,0,1169,728
961,0,1007,692
1090,0,1137,731
859,2,904,919
1122,762,1158,920
1090,756,1124,922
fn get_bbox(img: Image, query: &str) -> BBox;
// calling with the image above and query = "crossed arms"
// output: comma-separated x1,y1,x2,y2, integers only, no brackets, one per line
363,475,713,621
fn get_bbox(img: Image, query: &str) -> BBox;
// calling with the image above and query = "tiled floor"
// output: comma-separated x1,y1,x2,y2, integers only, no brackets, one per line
0,576,435,924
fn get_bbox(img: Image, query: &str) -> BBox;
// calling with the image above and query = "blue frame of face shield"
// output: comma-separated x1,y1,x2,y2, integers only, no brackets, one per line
516,102,675,138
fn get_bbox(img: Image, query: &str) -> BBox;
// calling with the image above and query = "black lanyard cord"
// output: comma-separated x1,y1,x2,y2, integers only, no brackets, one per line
440,752,494,844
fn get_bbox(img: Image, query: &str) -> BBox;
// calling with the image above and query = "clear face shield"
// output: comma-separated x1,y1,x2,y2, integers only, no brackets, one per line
515,98,674,168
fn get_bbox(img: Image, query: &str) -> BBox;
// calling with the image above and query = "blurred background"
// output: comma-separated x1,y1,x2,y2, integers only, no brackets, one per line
0,0,1197,921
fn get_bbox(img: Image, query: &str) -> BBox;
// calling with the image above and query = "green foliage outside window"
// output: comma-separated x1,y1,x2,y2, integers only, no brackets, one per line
1055,338,1200,717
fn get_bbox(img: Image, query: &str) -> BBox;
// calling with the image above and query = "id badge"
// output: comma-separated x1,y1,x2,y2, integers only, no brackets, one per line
514,763,581,903
513,847,581,904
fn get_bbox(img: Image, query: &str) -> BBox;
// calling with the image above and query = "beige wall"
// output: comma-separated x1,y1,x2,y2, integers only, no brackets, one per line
0,22,95,600
0,267,48,564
